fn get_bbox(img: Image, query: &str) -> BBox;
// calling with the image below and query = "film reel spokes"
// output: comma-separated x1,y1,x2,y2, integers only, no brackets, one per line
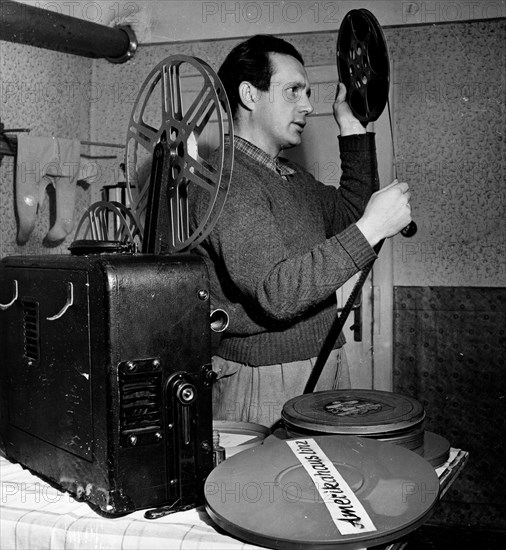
72,200,143,252
125,55,233,253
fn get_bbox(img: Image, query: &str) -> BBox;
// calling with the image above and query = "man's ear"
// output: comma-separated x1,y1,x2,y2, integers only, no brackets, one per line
238,81,259,110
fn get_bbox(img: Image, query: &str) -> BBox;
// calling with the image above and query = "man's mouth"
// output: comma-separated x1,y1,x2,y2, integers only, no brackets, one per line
293,121,306,131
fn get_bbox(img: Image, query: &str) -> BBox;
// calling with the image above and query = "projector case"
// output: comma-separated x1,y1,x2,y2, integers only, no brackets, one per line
0,253,214,515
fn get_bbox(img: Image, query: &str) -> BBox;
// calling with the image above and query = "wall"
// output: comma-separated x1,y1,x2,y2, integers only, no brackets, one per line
11,1,506,42
387,20,505,530
389,20,505,287
0,40,94,257
394,286,505,529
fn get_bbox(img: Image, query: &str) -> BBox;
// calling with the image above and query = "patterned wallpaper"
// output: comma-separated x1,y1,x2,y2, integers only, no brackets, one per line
387,21,505,287
1,20,504,288
0,41,93,257
393,286,506,528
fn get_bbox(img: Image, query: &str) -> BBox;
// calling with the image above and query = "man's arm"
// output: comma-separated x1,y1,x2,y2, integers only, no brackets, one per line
333,82,413,247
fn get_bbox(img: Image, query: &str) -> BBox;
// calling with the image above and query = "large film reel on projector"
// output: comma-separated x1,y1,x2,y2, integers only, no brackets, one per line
74,55,233,253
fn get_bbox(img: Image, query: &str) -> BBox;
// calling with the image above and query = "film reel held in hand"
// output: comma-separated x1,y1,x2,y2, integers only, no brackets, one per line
125,54,234,253
337,8,417,238
337,8,389,125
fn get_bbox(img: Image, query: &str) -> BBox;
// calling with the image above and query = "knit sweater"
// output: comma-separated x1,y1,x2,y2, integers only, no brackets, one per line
190,133,379,365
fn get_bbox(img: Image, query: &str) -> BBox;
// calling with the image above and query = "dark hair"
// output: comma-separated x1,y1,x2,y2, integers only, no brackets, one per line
218,34,304,118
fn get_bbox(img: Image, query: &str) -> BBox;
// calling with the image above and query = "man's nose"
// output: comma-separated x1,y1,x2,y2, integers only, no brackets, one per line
301,95,314,115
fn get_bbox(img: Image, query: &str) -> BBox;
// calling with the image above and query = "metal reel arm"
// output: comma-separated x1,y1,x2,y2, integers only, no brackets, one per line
125,55,233,254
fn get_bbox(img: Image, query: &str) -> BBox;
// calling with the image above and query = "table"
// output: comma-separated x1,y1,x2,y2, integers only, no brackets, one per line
0,448,468,550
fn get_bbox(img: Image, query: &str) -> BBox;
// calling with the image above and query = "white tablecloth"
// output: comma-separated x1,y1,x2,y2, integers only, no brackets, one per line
0,454,262,550
0,448,467,550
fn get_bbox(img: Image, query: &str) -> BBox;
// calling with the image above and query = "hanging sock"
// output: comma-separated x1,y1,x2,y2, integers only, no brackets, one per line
45,138,81,243
15,135,55,245
15,136,81,245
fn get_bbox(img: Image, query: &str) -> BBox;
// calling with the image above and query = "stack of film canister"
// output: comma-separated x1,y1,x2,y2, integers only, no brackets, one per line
281,389,450,468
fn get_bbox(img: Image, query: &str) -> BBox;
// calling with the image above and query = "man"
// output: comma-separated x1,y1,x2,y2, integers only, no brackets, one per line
190,35,411,427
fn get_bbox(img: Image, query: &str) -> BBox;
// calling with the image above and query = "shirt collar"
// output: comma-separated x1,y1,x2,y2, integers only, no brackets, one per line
227,135,296,178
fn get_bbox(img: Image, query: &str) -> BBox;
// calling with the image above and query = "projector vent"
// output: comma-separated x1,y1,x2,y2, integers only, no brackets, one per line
22,300,39,362
119,366,163,446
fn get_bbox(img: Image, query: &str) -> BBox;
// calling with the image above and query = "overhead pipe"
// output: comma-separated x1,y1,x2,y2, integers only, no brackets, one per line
0,1,137,63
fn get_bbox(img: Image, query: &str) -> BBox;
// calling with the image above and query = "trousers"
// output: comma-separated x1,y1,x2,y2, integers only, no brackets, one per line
211,347,351,428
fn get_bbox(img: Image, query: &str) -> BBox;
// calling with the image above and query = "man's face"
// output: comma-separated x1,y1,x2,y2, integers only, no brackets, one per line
253,53,313,156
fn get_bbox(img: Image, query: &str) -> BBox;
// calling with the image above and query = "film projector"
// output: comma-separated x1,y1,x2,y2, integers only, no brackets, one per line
0,55,233,516
0,9,445,549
